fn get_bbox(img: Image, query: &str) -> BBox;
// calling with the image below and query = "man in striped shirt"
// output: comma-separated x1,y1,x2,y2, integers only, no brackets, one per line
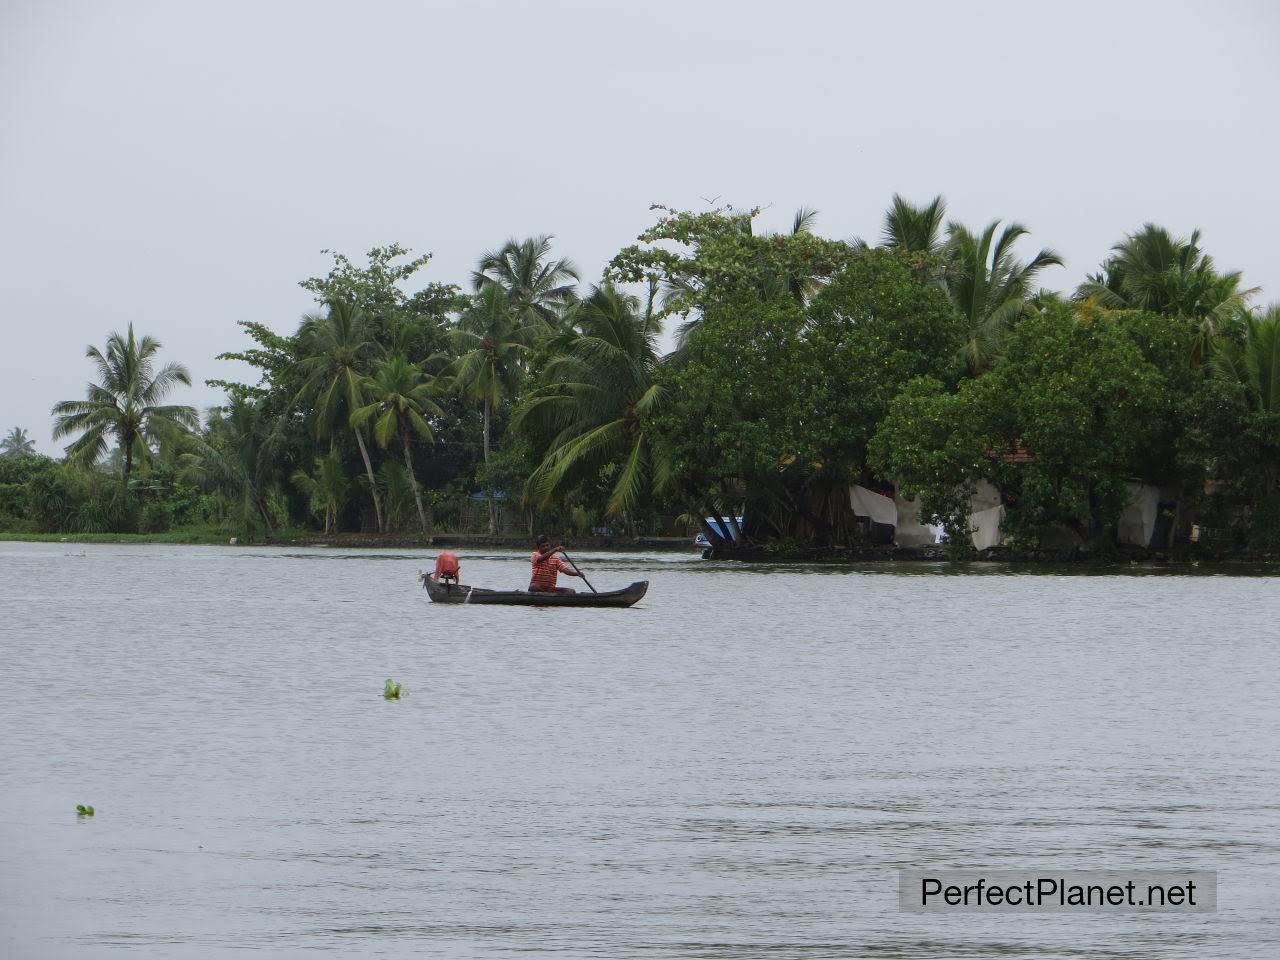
529,534,584,594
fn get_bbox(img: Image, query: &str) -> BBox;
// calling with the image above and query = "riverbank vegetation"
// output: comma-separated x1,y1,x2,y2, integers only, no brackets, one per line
3,199,1277,557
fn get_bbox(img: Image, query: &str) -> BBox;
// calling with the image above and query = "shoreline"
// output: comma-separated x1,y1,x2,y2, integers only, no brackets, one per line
0,531,693,551
2,530,1276,566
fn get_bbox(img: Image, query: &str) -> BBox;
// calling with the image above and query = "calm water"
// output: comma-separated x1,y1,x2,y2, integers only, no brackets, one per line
1,543,1277,959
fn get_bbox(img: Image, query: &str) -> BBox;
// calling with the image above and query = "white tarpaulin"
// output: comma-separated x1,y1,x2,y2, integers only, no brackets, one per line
970,505,1005,551
1118,482,1160,547
894,494,940,546
968,481,1004,550
971,479,1002,511
849,485,897,526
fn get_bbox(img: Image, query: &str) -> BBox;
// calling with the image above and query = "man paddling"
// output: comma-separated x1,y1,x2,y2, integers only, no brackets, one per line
529,534,583,594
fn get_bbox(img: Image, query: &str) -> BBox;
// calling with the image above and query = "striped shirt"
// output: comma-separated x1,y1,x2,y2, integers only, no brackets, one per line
529,550,566,591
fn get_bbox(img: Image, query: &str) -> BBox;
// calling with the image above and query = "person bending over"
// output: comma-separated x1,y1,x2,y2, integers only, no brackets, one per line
529,535,582,594
433,551,461,585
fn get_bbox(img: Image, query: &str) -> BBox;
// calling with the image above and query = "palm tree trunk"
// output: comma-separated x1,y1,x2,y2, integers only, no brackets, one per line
123,436,134,481
240,488,253,535
354,425,383,533
484,397,497,535
401,428,429,537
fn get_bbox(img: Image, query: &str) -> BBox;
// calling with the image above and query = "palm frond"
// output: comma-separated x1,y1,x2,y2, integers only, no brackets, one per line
792,207,819,235
374,407,397,448
881,194,946,252
605,435,648,517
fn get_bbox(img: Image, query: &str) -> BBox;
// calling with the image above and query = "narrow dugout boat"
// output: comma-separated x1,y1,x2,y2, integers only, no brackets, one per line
421,575,648,608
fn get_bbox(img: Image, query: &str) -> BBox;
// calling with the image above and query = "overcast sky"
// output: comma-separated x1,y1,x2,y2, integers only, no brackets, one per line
2,0,1278,454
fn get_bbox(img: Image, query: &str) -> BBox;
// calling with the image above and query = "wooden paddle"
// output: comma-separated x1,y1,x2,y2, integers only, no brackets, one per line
559,549,598,593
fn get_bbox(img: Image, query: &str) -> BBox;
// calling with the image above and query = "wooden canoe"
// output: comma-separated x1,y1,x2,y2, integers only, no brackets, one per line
422,576,648,608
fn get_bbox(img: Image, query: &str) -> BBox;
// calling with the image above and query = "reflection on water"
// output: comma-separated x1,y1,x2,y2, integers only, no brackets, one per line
1,543,1277,959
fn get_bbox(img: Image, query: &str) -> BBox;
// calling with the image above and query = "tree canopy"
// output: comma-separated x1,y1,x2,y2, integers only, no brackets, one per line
10,205,1276,555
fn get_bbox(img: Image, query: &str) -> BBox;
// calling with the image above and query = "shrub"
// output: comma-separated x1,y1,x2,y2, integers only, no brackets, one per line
1248,494,1280,553
140,500,172,533
0,482,26,526
74,482,138,534
27,469,81,532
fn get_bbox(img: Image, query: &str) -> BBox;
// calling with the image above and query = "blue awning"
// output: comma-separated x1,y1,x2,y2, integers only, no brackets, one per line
704,517,743,540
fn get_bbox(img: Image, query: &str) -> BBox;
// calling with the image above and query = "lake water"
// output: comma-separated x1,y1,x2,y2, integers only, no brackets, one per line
1,542,1277,958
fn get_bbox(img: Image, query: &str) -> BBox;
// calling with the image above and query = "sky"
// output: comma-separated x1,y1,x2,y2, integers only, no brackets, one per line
2,0,1278,455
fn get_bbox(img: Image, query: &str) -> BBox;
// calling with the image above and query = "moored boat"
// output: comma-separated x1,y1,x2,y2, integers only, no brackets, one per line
421,575,648,608
694,515,743,558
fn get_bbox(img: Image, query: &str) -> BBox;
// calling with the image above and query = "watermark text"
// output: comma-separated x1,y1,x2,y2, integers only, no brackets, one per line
899,870,1216,913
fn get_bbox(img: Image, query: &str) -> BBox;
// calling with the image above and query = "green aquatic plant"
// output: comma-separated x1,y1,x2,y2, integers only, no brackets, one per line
76,804,95,816
383,679,403,700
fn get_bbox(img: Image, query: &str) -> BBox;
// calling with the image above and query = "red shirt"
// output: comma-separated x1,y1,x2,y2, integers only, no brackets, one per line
433,552,460,580
529,550,566,591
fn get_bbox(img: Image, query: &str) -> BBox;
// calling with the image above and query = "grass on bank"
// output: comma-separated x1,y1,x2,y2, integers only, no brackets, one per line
0,525,311,545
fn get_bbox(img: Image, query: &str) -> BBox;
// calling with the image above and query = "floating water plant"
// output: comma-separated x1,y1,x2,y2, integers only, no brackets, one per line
383,679,404,700
76,804,95,816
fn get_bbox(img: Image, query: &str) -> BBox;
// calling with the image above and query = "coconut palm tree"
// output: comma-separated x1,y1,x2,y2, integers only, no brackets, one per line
880,194,947,253
1076,224,1258,364
291,450,350,534
1213,304,1280,413
945,220,1064,376
52,324,198,478
1,427,36,458
295,299,384,532
350,355,443,534
179,395,284,533
515,284,670,518
472,235,579,330
449,285,537,532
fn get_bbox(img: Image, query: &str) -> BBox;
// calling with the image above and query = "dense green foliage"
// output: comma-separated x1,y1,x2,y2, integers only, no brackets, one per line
873,306,1199,542
657,250,967,544
6,199,1277,555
